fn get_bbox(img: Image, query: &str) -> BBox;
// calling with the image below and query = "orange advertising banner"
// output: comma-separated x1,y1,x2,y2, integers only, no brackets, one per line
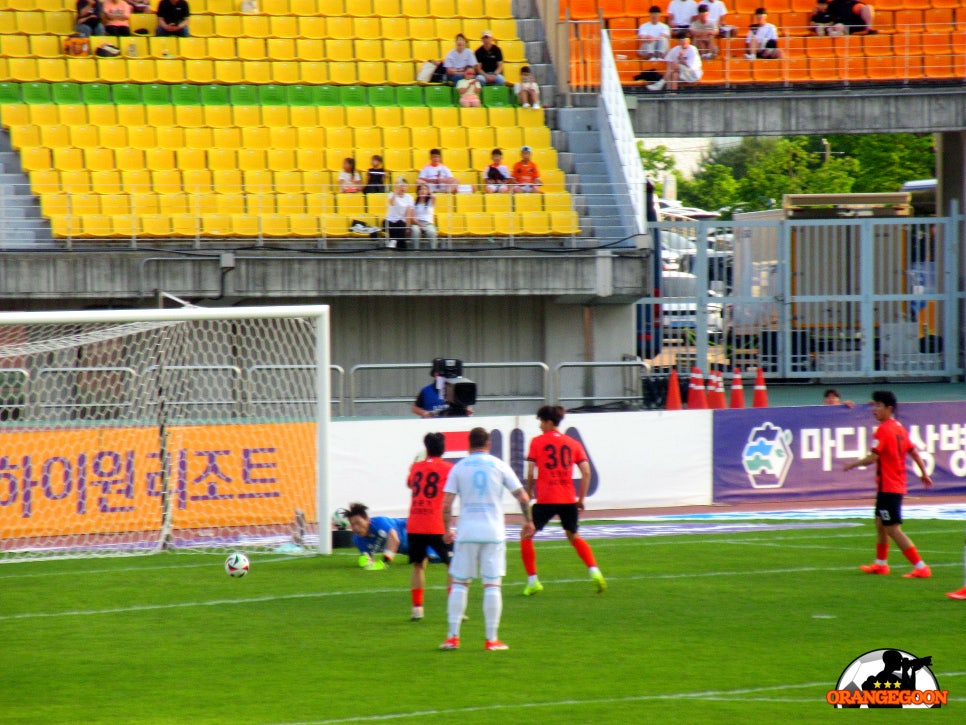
0,422,317,539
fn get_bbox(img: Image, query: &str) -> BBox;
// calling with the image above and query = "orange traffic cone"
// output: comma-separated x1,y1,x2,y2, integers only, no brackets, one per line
729,368,745,409
665,368,682,410
687,367,707,410
708,370,726,409
752,367,769,408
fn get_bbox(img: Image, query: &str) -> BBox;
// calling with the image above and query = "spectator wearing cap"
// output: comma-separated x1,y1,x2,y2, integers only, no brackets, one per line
647,31,703,91
689,3,719,59
511,146,541,193
745,8,782,59
475,30,506,86
637,6,671,59
666,0,698,39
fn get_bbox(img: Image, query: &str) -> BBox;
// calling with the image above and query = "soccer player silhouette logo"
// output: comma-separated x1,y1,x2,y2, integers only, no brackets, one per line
860,650,932,708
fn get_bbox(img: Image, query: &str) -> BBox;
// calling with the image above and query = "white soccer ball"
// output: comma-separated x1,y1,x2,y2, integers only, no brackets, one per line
225,552,250,578
331,509,349,530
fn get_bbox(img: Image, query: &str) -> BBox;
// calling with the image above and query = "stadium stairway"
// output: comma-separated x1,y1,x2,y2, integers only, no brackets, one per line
0,131,52,248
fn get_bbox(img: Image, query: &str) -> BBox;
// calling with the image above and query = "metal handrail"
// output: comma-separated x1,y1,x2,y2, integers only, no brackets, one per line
552,360,651,406
245,364,345,417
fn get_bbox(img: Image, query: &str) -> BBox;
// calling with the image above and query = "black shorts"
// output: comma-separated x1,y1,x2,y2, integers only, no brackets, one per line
408,533,452,565
532,503,580,534
874,492,903,526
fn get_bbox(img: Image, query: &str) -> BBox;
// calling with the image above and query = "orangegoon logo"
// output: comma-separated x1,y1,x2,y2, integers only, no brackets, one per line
827,649,947,708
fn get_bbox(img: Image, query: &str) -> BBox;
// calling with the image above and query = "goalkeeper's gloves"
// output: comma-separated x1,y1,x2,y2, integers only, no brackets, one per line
358,554,371,568
365,560,386,571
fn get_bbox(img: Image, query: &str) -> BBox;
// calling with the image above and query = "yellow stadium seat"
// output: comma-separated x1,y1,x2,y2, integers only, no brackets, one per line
378,127,408,151
261,214,291,237
320,214,346,237
276,192,306,214
365,192,388,215
124,59,153,83
495,126,524,150
289,106,319,126
380,148,411,174
216,193,246,215
52,147,84,171
439,126,468,149
27,104,58,126
211,127,242,150
242,61,272,84
185,60,216,84
169,213,200,237
484,193,512,215
138,213,171,237
326,38,354,62
517,108,545,128
148,36,176,58
267,149,297,171
116,105,146,126
354,17,381,39
541,168,565,192
145,147,176,171
2,35,31,58
543,192,573,213
176,147,207,171
100,193,131,216
17,10,47,34
289,214,320,236
129,192,160,215
230,214,259,237
521,211,551,235
291,0,319,12
111,213,139,237
494,211,521,237
237,38,267,61
60,169,91,194
66,57,98,83
211,59,243,84
295,38,325,62
91,170,122,194
206,37,236,61
296,148,326,170
84,147,115,171
353,126,382,149
242,127,272,149
271,16,300,39
456,194,485,214
442,148,470,171
37,58,68,83
427,107,457,128
386,61,416,85
327,62,357,84
20,146,51,172
213,170,243,194
123,125,156,151
298,17,327,40
115,147,145,171
152,171,182,195
79,214,112,237
0,103,30,128
207,148,238,172
205,0,236,12
357,61,387,83
411,126,440,151
232,105,261,126
246,192,275,214
156,126,187,150
267,39,297,61
402,0,430,17
487,107,516,128
40,192,69,218
193,193,221,215
175,105,205,128
243,15,273,38
176,37,205,57
469,147,491,170
121,169,152,192
369,106,399,129
39,123,71,148
322,149,349,171
297,128,326,150
269,126,299,150
215,15,244,38
467,128,497,151
203,105,233,127
489,18,517,39
355,39,384,61
381,17,409,39
260,105,289,126
303,170,333,192
437,212,464,237
326,126,354,149
297,60,328,83
145,104,176,126
551,210,581,235
154,59,186,83
326,16,353,38
429,0,458,17
238,148,268,170
275,170,304,192
31,169,62,195
336,193,365,216
512,192,542,213
340,106,370,128
396,108,428,131
9,58,40,83
10,123,42,150
272,61,301,83
305,193,334,214
160,193,190,215
86,104,117,126
522,126,551,148
435,19,463,40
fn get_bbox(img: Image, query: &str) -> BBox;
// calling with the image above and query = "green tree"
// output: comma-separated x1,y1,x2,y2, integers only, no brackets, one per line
637,142,677,195
737,137,857,208
677,164,739,214
819,134,934,193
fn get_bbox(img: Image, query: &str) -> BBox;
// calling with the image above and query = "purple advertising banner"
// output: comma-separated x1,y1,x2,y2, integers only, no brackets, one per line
712,402,966,504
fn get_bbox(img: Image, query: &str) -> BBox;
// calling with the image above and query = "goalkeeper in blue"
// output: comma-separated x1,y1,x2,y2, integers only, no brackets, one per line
346,502,408,570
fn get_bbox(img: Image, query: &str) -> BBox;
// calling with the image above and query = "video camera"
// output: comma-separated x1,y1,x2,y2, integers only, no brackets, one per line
902,656,932,671
432,358,477,416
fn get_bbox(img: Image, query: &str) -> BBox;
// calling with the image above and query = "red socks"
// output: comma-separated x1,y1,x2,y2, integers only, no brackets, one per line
902,546,923,566
411,588,424,607
876,543,889,561
521,538,537,576
572,536,597,568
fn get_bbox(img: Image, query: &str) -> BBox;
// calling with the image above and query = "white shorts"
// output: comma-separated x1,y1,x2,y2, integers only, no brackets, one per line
449,541,506,583
678,67,699,83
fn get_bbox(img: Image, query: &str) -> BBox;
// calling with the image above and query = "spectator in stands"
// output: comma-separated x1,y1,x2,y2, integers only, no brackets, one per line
418,149,459,194
512,146,541,193
411,183,439,248
363,155,387,195
810,0,838,35
155,0,190,37
705,0,734,37
475,30,506,86
485,148,513,193
443,33,478,85
456,67,483,108
75,0,105,37
637,6,671,59
824,388,855,408
745,8,783,59
514,66,541,109
667,0,698,39
647,32,703,91
385,177,415,250
690,4,720,59
828,0,875,35
339,158,362,193
101,0,131,37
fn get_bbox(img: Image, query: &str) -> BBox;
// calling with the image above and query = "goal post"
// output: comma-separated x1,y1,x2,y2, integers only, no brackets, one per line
0,305,331,561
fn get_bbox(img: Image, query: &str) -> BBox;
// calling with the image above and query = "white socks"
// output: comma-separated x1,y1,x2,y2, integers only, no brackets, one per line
447,583,468,638
483,585,503,642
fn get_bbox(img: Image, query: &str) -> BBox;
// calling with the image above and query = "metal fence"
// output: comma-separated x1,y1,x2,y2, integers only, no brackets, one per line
641,215,963,381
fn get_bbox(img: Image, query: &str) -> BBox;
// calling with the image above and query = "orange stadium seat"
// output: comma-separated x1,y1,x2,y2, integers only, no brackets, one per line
784,57,809,82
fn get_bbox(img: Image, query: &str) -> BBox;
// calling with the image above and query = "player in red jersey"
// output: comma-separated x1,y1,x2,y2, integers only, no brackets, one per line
843,390,932,578
520,405,605,595
407,432,454,620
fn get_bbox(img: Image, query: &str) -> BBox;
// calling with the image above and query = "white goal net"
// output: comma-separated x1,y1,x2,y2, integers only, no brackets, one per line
0,305,330,561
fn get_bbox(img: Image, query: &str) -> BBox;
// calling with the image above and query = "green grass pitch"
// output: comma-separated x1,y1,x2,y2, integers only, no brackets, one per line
2,519,965,724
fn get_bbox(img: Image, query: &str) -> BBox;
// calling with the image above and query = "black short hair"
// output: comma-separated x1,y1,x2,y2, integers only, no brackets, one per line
871,390,898,411
536,405,566,426
649,4,661,11
430,148,442,157
823,388,840,398
424,432,445,457
469,427,489,449
755,6,767,13
346,502,369,519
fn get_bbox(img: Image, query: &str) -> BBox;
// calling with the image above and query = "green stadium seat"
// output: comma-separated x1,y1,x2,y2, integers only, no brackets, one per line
170,84,201,106
141,84,170,106
21,82,52,105
424,85,455,107
287,85,316,106
112,83,142,106
230,84,260,106
80,83,112,106
368,85,395,106
258,84,288,106
51,82,82,105
0,83,20,105
339,85,367,106
482,85,511,108
200,84,230,106
395,85,423,107
316,86,341,106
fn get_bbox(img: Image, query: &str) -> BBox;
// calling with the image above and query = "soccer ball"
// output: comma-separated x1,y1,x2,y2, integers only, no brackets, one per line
331,508,349,530
225,552,250,578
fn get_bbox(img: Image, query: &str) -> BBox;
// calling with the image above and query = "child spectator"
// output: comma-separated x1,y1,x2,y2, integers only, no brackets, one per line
102,0,132,37
810,0,838,35
75,0,105,37
511,146,541,193
418,149,458,194
647,32,703,91
514,66,541,109
411,183,438,248
690,4,719,59
456,67,482,107
637,6,671,59
485,148,513,193
363,155,387,195
443,33,478,84
338,158,362,193
385,177,415,250
745,8,782,59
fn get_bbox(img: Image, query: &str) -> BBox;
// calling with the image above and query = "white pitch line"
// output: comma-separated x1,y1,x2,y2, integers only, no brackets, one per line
0,562,959,622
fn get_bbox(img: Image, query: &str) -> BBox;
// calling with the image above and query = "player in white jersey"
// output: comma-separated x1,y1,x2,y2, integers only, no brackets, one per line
439,427,534,651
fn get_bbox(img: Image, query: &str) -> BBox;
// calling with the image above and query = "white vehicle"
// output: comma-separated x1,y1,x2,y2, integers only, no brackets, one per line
659,271,724,337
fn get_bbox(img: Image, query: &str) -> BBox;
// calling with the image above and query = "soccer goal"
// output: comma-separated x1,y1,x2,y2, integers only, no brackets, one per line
0,305,331,561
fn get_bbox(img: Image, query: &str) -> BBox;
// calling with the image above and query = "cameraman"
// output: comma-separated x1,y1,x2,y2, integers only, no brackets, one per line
411,367,473,418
